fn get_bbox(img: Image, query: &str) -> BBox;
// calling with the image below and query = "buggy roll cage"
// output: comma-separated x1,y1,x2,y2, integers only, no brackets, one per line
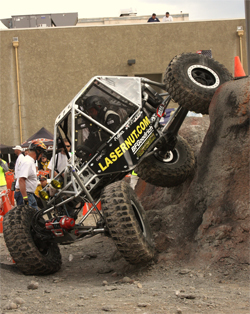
35,76,188,241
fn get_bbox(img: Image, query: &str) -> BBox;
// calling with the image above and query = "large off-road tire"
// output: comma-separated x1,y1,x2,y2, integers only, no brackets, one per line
135,135,195,187
164,52,233,114
3,205,62,275
101,181,155,264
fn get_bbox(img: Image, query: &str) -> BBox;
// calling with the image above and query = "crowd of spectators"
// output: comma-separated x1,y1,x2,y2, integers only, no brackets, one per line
0,138,73,210
0,143,52,209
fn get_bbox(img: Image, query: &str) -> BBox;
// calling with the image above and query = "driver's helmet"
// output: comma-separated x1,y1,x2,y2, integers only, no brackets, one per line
29,140,47,158
85,96,109,119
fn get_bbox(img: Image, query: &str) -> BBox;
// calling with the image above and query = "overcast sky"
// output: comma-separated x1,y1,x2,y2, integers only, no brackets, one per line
0,0,246,21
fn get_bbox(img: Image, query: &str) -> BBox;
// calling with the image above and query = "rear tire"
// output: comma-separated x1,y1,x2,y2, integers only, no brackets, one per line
164,52,233,114
135,135,195,187
3,205,62,275
101,181,155,264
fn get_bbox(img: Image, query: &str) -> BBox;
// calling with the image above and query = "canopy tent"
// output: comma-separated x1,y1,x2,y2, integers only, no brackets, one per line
0,144,15,163
0,143,14,154
21,127,54,151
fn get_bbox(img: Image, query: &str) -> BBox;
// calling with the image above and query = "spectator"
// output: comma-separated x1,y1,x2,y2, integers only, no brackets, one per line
48,138,71,178
147,13,160,23
24,149,38,173
39,154,50,171
34,175,48,208
19,141,46,210
12,145,25,205
0,151,8,193
162,12,173,22
35,175,48,197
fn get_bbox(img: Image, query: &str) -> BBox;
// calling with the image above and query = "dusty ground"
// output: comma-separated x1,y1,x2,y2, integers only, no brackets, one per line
0,212,249,314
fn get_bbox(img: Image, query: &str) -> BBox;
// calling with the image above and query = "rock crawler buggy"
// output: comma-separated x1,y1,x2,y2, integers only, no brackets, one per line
3,53,232,275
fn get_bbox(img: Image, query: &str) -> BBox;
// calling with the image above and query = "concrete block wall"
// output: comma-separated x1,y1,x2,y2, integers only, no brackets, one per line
0,19,247,145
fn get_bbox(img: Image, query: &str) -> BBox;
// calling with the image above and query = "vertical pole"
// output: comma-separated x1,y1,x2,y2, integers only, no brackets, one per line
13,38,23,143
239,36,243,63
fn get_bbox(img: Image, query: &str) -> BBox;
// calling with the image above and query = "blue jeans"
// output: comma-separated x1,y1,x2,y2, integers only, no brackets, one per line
27,193,38,211
14,191,23,205
14,191,38,210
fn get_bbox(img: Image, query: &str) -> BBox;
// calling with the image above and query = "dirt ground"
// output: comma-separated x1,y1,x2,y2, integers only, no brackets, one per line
0,211,249,314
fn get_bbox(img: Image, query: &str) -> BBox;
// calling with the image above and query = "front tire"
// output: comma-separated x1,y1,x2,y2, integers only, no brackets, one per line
135,135,195,187
101,181,155,264
3,205,62,275
164,52,233,114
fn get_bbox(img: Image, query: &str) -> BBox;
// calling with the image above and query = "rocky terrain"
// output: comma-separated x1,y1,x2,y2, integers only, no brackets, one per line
0,231,249,314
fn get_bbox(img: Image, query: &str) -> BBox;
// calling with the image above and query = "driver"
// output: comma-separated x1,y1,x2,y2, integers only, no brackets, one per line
76,96,127,160
85,95,121,133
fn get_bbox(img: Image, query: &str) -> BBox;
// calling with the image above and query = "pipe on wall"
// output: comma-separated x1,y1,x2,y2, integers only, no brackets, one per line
12,37,23,143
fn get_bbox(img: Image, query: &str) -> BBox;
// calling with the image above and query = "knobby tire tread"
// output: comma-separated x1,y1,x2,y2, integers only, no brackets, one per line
3,205,62,275
135,135,195,187
164,52,233,114
101,181,155,264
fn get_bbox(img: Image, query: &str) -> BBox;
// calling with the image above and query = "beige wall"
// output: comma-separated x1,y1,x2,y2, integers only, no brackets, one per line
0,19,247,145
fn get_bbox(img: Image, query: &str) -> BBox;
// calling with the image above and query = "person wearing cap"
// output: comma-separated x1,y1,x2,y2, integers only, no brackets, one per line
162,12,173,22
34,175,48,208
0,150,9,193
40,154,50,171
12,145,25,205
147,13,160,22
35,175,48,197
19,140,46,210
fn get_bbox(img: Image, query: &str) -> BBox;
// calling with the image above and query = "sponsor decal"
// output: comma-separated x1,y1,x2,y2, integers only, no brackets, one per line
97,116,155,172
113,130,125,141
156,104,165,118
125,111,142,129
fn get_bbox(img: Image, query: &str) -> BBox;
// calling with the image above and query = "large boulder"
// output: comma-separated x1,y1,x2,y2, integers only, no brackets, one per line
136,77,250,266
135,116,210,211
135,116,210,252
189,77,250,266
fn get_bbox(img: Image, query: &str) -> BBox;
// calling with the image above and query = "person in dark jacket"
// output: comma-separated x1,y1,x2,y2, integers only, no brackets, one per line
147,13,160,23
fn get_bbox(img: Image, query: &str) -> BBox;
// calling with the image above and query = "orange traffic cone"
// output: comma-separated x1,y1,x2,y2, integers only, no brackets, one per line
0,215,3,233
234,56,246,77
82,202,101,216
0,191,12,216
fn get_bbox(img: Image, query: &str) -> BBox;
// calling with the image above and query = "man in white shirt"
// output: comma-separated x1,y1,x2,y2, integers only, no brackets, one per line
19,141,46,210
162,12,173,22
13,145,25,205
48,139,71,178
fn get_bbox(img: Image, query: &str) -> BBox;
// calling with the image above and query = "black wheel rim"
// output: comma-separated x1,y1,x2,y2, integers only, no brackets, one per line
187,64,220,89
192,68,215,86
